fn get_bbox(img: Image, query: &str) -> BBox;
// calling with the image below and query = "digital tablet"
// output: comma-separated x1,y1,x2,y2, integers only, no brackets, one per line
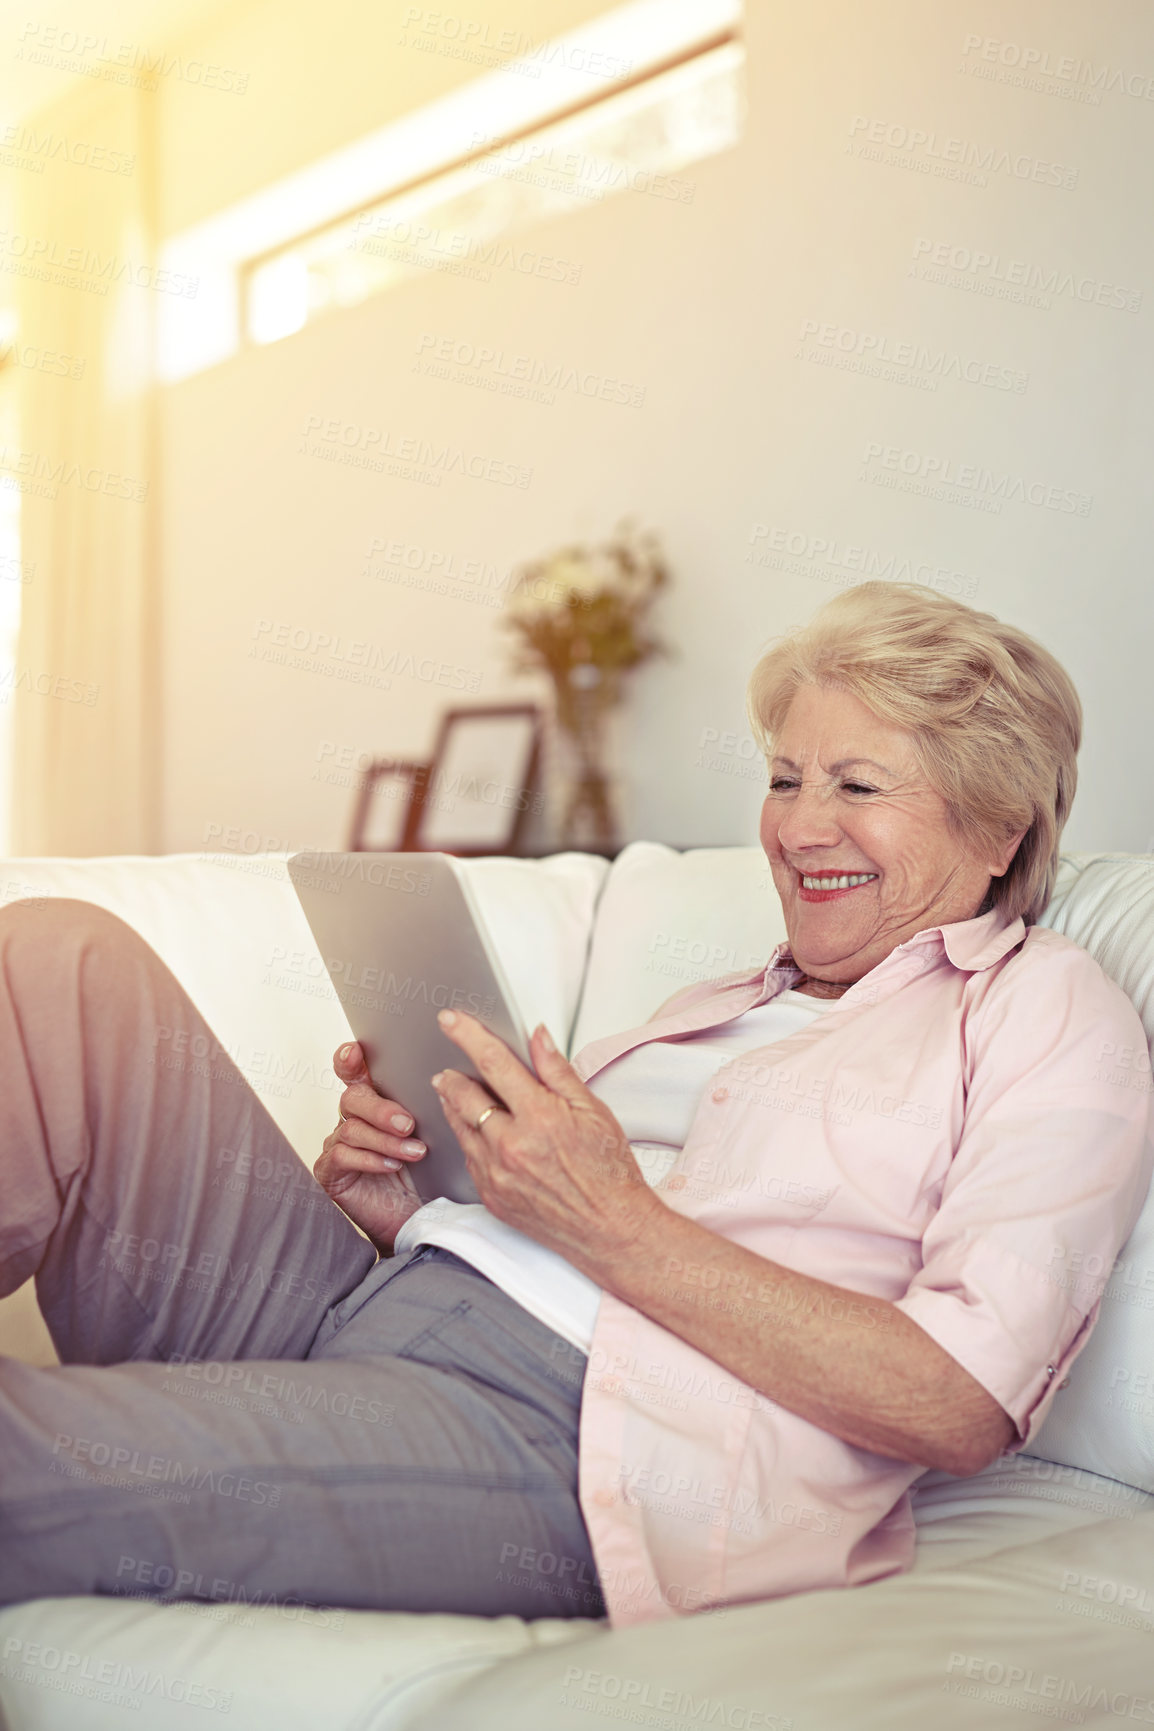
287,851,533,1204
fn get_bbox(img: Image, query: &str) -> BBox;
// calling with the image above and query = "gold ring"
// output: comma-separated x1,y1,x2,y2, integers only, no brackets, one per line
474,1105,498,1131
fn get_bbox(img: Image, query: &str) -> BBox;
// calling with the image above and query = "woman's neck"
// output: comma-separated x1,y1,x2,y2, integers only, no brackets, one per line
793,975,852,1000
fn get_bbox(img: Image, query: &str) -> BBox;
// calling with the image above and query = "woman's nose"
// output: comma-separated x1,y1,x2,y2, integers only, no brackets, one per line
773,784,844,850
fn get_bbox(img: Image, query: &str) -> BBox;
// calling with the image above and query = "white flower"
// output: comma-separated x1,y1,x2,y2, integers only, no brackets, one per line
542,553,606,601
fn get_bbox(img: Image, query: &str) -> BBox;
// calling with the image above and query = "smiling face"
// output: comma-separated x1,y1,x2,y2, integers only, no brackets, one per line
760,683,1024,988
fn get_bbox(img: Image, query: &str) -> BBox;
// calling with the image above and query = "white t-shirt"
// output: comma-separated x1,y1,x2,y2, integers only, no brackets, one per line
393,989,835,1351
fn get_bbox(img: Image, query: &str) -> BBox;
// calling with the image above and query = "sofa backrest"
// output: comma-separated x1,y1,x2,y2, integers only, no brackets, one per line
568,843,787,1052
2,844,1152,1496
1028,853,1154,1492
0,851,607,1164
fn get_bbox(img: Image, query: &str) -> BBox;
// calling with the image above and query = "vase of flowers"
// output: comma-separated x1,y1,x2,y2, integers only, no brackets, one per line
501,519,670,853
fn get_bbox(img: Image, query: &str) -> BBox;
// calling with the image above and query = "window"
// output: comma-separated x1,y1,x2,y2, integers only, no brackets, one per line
157,0,744,380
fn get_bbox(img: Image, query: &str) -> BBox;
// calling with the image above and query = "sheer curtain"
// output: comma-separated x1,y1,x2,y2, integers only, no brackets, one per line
11,79,159,855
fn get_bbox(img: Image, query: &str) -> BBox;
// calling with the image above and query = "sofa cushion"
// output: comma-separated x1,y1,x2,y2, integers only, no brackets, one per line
0,851,608,1164
0,1595,597,1731
1027,853,1154,1494
413,1506,1154,1731
568,842,787,1053
0,1461,1142,1731
0,1461,1145,1731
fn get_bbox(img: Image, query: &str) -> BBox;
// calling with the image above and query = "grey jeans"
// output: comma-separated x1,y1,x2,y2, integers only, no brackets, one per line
0,898,605,1620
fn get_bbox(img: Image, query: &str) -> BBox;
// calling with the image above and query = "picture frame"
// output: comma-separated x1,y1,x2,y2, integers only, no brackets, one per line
345,758,425,853
346,705,545,856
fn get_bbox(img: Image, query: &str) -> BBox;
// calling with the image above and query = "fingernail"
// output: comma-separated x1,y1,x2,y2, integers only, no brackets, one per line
401,1139,426,1155
438,1009,456,1027
431,1072,445,1090
380,1157,401,1171
390,1113,413,1132
337,1043,354,1062
537,1023,556,1053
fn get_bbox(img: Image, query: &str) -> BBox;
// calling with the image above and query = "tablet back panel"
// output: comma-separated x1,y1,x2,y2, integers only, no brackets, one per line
288,851,532,1204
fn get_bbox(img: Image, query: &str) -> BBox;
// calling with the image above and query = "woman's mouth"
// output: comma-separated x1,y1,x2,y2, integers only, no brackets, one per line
797,871,878,903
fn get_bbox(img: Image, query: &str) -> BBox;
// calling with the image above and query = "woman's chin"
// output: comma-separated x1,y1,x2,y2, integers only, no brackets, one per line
785,913,866,968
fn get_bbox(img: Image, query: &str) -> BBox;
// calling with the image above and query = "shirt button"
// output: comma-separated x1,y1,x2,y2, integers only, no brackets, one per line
711,1087,728,1104
593,1489,615,1508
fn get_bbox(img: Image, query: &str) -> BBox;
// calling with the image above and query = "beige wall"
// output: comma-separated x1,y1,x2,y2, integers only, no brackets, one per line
156,0,1154,858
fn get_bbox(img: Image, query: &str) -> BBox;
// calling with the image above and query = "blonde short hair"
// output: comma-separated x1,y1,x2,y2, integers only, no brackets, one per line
745,582,1082,926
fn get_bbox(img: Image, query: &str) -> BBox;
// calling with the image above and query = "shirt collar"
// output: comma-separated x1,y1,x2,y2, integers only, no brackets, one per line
761,904,1026,993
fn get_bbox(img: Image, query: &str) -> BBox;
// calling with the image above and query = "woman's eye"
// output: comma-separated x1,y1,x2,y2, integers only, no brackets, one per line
767,777,879,794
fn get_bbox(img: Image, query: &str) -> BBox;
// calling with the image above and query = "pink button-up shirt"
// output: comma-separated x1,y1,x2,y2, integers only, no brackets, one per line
571,906,1154,1627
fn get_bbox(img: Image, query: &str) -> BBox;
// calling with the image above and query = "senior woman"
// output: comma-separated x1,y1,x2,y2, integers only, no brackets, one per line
0,581,1148,1629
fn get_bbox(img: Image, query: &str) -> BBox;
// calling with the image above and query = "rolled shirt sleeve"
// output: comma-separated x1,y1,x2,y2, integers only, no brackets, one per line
893,938,1154,1450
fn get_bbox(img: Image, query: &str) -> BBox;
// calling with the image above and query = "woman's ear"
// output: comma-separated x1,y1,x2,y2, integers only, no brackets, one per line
989,827,1029,879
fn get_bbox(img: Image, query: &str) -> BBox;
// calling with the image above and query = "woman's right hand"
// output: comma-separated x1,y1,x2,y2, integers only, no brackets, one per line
313,1042,428,1256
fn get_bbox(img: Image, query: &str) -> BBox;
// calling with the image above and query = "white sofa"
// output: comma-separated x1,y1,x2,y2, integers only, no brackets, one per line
1,843,1153,1731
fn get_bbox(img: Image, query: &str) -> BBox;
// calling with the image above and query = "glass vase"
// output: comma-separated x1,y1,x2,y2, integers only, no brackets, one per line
556,674,619,855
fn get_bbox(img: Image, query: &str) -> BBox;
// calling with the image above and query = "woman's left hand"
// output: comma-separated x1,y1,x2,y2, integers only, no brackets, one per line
431,1010,661,1275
